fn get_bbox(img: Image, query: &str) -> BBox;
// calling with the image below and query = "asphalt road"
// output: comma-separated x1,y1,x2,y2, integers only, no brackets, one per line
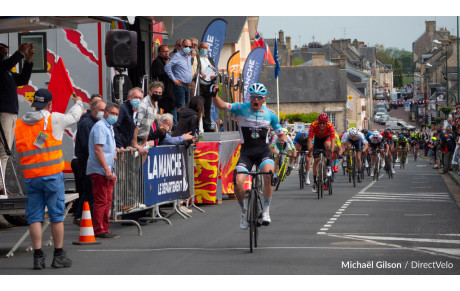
1,156,460,276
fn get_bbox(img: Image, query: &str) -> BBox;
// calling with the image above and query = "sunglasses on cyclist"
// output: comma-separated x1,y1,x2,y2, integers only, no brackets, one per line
250,95,264,100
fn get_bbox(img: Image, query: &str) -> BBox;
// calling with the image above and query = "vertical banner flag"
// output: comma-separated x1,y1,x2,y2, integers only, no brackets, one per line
201,18,227,68
151,17,163,60
274,36,280,79
201,18,227,128
253,31,276,65
227,50,241,103
47,57,74,113
243,47,266,103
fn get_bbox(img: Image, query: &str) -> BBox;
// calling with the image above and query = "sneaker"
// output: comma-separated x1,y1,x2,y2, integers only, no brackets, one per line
433,165,439,169
358,176,362,183
286,166,293,176
306,176,311,185
33,254,46,270
396,158,400,163
370,168,374,177
95,232,119,239
365,159,369,168
121,205,135,212
324,184,327,190
381,159,385,167
326,167,332,177
240,212,248,230
391,168,396,174
312,184,317,193
180,205,192,214
260,212,271,226
333,165,339,172
51,251,72,268
73,219,81,227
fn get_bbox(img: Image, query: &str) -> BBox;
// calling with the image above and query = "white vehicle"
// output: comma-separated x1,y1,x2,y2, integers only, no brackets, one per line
386,120,416,131
374,112,390,124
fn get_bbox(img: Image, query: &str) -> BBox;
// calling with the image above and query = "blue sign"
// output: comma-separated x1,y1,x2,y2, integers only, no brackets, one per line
243,47,266,103
143,146,190,206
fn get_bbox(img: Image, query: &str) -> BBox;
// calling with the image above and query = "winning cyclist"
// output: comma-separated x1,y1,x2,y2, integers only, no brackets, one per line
339,127,369,183
212,82,287,229
270,127,296,178
307,113,336,192
293,130,311,185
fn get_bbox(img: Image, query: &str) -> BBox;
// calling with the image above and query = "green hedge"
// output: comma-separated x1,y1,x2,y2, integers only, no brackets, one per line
280,112,319,123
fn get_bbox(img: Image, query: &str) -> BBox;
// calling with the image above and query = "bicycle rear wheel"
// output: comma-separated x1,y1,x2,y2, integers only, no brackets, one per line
328,176,332,195
352,154,357,187
318,158,323,199
248,189,258,253
347,156,352,183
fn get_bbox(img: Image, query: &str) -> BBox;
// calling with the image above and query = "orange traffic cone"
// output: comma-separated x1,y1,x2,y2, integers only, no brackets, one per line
73,202,100,245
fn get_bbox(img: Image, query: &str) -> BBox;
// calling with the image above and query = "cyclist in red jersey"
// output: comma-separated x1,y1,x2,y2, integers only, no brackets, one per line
380,129,395,173
307,113,336,192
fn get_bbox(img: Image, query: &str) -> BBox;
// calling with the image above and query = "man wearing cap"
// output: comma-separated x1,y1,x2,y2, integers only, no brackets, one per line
15,88,83,270
0,42,34,196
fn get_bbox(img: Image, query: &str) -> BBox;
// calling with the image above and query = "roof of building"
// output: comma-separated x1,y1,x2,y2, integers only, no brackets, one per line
162,16,247,45
258,65,347,104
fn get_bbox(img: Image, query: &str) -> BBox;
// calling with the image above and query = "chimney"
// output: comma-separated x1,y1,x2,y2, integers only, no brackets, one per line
425,20,436,33
312,52,326,66
300,46,309,53
339,54,347,69
358,41,365,47
353,39,359,48
286,36,291,51
331,39,341,50
279,30,285,44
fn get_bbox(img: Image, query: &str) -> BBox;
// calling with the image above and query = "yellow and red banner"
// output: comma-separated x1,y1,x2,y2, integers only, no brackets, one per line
194,142,219,204
227,51,241,103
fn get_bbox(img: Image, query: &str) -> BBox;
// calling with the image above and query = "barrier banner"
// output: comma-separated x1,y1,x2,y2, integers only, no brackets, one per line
143,146,190,206
243,47,266,103
219,140,241,195
194,142,219,203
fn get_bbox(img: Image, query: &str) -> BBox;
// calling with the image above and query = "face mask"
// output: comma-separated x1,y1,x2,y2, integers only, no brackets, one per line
183,47,191,55
130,99,141,108
200,49,207,55
456,114,460,119
151,93,162,102
106,115,118,125
96,111,104,120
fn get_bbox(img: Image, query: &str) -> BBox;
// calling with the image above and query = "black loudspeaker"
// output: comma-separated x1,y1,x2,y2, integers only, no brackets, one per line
105,30,137,68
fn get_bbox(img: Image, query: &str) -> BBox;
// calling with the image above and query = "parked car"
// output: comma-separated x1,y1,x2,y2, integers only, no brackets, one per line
375,107,388,115
374,92,386,101
389,92,400,109
374,102,389,112
374,112,390,124
385,120,416,131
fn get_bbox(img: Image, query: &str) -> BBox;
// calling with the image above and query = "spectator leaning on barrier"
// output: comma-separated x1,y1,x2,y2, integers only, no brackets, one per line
172,95,204,139
15,88,83,270
147,113,195,147
0,42,34,196
132,82,161,155
86,102,119,239
114,87,143,151
73,99,106,225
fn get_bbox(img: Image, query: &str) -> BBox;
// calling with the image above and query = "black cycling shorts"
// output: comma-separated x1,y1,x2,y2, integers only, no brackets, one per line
236,145,274,172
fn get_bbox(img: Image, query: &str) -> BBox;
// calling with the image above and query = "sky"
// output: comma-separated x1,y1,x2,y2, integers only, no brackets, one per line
258,16,459,51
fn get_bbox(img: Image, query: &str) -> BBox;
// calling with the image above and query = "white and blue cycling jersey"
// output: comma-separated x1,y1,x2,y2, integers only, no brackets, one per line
225,102,283,148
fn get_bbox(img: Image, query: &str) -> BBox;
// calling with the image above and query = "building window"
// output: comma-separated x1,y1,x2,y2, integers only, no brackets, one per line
18,32,47,73
327,113,336,127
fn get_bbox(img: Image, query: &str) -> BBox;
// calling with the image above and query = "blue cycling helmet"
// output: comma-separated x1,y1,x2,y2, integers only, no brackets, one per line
249,83,267,96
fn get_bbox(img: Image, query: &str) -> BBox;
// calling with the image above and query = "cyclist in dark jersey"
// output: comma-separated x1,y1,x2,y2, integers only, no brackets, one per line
212,82,287,229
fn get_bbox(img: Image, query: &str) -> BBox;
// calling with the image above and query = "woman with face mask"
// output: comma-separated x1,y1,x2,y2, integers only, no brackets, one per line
113,87,143,152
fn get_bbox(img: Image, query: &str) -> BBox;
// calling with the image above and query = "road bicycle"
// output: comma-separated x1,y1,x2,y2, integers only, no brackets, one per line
274,150,294,191
235,169,274,253
298,150,309,190
346,146,357,187
316,149,332,199
400,148,407,170
370,148,381,181
384,152,393,179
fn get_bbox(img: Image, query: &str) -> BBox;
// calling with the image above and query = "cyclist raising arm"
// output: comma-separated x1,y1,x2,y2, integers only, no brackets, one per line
212,82,287,229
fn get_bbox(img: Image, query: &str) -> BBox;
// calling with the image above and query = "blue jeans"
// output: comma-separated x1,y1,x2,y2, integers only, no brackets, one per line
173,85,190,125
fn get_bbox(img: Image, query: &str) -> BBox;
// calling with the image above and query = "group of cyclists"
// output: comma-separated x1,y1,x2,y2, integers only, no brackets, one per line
211,82,426,231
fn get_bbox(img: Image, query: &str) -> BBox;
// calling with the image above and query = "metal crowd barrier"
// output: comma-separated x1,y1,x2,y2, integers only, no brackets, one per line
110,145,200,234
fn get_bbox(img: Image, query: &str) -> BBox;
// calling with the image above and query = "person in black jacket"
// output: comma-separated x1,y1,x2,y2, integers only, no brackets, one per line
113,87,143,150
73,100,106,223
150,45,175,114
196,42,218,132
0,42,34,196
172,95,204,139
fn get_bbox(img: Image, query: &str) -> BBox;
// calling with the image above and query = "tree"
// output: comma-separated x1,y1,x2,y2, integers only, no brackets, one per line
292,57,304,66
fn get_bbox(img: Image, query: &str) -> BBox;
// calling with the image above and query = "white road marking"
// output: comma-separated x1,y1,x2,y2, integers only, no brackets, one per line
404,214,435,216
411,186,432,189
341,214,369,216
330,218,337,221
345,235,460,244
418,248,460,256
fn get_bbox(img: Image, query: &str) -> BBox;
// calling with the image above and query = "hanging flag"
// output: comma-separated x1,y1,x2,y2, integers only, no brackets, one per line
227,51,241,103
253,31,275,65
274,36,280,79
201,18,227,67
243,47,266,103
47,58,74,113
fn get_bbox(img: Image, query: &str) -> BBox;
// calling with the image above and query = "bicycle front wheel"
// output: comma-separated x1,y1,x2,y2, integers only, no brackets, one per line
248,190,258,253
352,155,357,187
275,161,286,191
299,158,305,190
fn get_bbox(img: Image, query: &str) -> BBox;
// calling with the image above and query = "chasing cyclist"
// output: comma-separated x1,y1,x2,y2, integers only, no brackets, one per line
307,113,336,192
367,131,389,177
212,82,287,229
270,127,296,178
339,127,369,183
293,130,311,185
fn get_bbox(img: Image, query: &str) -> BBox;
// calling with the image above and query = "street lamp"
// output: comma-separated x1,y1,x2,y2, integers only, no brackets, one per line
433,39,449,107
